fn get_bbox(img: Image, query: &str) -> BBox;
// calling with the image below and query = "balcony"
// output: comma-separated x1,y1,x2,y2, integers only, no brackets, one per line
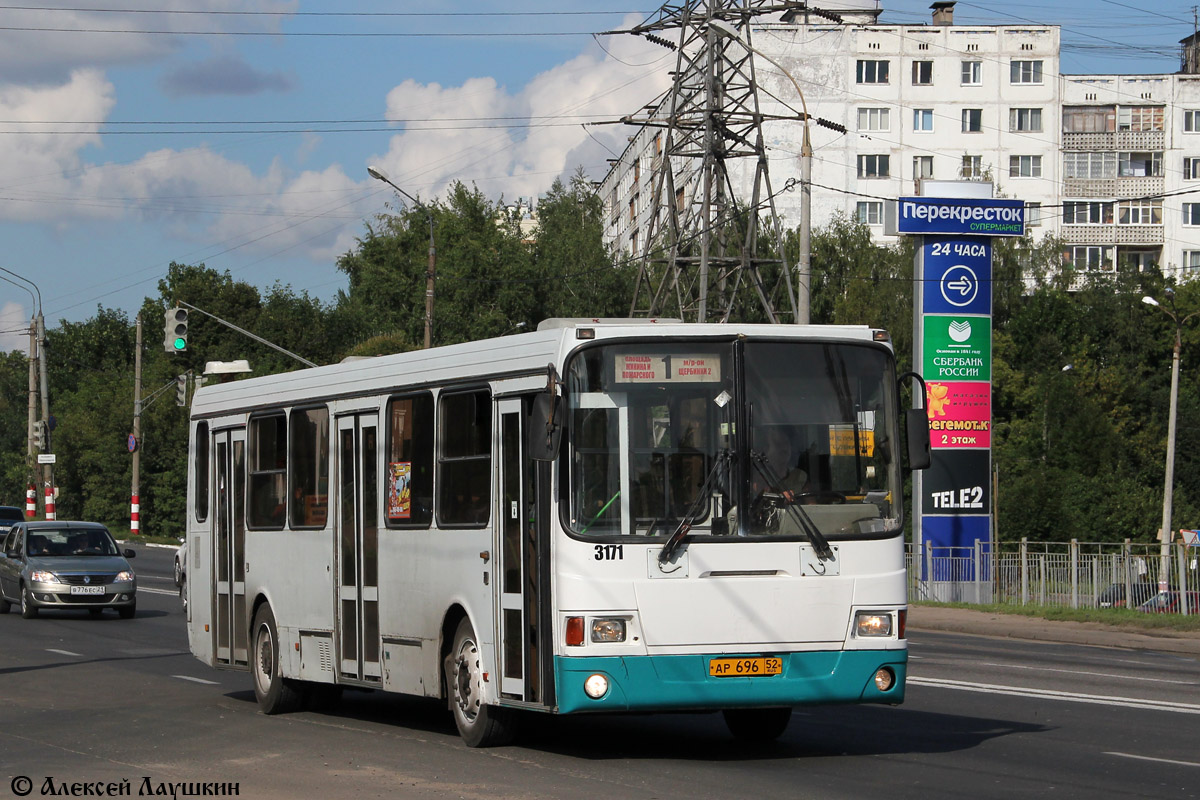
1060,224,1163,246
1062,176,1164,198
1062,130,1165,151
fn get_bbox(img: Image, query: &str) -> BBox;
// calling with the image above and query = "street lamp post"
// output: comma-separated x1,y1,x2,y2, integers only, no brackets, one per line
709,18,811,325
368,166,437,349
1142,293,1198,591
0,267,53,518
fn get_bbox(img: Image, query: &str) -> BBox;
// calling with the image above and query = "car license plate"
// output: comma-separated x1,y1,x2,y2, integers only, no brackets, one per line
69,586,104,595
709,657,783,677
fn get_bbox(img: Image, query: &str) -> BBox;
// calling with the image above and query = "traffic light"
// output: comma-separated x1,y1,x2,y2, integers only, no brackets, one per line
175,374,188,406
33,420,46,451
163,307,189,353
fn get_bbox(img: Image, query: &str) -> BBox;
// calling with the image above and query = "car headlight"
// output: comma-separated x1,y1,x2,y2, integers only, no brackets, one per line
854,610,894,637
115,570,134,582
29,570,61,584
590,618,627,643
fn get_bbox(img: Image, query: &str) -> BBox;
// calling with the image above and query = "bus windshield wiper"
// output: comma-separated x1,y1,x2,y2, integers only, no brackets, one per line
749,451,834,561
658,450,731,564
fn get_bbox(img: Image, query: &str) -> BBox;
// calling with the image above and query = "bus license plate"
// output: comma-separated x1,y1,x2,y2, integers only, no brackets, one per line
70,586,104,595
709,657,782,677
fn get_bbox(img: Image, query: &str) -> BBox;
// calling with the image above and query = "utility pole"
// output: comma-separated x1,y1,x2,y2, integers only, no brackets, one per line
132,315,142,536
26,318,37,518
613,1,843,324
37,311,54,519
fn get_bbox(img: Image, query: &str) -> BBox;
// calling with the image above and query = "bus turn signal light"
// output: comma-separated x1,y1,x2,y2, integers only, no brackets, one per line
566,616,585,646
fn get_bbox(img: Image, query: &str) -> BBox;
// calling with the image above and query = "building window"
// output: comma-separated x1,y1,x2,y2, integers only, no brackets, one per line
1117,200,1162,225
1184,203,1200,226
288,407,329,529
631,228,639,254
913,108,934,132
1186,110,1200,132
912,60,933,85
633,159,641,183
1183,250,1200,272
629,193,637,222
1118,106,1163,132
961,109,982,132
1062,201,1113,225
1010,108,1043,132
961,60,982,85
1118,152,1162,177
857,59,890,84
856,107,890,131
1067,246,1114,271
1063,105,1115,133
1009,155,1042,178
856,201,883,225
248,413,287,530
1025,202,1042,227
437,389,492,527
1063,151,1116,179
1186,157,1200,180
857,154,890,178
386,393,434,528
961,155,983,179
913,156,934,180
1010,60,1043,84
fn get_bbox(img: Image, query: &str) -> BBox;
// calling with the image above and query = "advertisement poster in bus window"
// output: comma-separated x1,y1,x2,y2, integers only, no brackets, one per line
925,382,991,449
388,462,411,519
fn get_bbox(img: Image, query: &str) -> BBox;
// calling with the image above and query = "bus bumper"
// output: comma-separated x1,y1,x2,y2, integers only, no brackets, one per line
553,650,907,714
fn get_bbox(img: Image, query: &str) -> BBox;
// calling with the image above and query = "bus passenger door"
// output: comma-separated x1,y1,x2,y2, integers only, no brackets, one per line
213,428,248,668
335,413,381,683
496,397,547,704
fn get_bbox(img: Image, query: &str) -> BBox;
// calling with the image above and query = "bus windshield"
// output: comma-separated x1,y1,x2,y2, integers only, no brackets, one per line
564,339,902,540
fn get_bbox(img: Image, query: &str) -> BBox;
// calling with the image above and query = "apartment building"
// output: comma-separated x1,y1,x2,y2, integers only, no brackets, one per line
600,1,1200,280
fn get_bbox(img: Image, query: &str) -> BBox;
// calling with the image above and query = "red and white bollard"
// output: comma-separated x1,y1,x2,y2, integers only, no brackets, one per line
131,494,140,535
25,484,35,518
44,484,56,520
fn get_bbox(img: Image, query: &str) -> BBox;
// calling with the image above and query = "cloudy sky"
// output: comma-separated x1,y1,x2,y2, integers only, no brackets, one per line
0,0,1192,351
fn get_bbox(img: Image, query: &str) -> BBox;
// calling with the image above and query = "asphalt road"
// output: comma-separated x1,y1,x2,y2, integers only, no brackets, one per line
1,545,1197,800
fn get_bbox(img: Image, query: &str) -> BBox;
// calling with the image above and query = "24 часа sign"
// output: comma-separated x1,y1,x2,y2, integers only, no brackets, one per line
921,237,993,316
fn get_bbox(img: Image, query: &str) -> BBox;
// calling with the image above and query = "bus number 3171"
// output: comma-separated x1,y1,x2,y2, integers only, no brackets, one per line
594,544,624,561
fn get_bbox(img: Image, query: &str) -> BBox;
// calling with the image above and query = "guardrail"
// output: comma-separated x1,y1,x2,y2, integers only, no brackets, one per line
906,539,1200,614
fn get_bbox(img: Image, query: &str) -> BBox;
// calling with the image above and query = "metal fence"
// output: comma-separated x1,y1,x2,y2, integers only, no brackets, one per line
906,539,1200,614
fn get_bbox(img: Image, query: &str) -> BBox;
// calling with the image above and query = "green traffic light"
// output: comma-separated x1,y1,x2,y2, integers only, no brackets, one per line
173,337,186,351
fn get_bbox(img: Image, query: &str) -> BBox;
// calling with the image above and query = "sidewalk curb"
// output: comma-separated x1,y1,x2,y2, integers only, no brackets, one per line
908,606,1200,657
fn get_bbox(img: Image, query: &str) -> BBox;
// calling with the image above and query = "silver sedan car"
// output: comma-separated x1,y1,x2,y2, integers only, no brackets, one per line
0,521,137,619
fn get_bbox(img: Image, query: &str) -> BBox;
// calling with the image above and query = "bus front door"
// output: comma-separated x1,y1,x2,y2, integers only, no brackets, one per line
335,413,381,683
496,397,549,705
213,428,248,668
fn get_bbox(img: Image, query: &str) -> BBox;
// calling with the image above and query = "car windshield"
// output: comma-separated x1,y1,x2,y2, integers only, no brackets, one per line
564,338,902,540
0,507,23,522
26,528,119,557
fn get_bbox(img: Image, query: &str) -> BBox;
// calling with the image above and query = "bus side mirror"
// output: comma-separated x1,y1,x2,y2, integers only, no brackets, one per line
528,391,563,462
905,408,931,470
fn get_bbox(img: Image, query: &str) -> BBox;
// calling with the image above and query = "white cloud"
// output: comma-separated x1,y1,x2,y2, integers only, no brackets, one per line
369,21,672,202
0,1,298,83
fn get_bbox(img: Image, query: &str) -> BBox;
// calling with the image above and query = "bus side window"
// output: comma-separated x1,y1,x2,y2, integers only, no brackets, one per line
437,389,492,527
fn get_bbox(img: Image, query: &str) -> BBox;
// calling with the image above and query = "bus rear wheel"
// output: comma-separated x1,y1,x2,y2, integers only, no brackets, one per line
252,604,304,714
445,618,516,747
722,707,793,741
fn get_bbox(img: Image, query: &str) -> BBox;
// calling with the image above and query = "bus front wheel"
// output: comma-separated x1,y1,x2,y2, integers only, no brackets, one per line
445,618,516,747
252,604,304,714
722,707,793,741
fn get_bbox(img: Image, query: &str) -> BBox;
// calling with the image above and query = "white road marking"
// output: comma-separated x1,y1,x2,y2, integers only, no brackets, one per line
138,587,178,596
908,676,1200,714
1106,752,1200,768
46,648,82,657
173,675,219,685
975,662,1194,685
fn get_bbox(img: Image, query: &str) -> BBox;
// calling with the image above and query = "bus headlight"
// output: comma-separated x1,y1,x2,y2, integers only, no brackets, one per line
590,618,627,643
855,611,893,637
584,673,609,699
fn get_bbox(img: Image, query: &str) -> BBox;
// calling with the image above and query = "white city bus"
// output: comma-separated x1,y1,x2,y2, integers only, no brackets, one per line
184,320,929,746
